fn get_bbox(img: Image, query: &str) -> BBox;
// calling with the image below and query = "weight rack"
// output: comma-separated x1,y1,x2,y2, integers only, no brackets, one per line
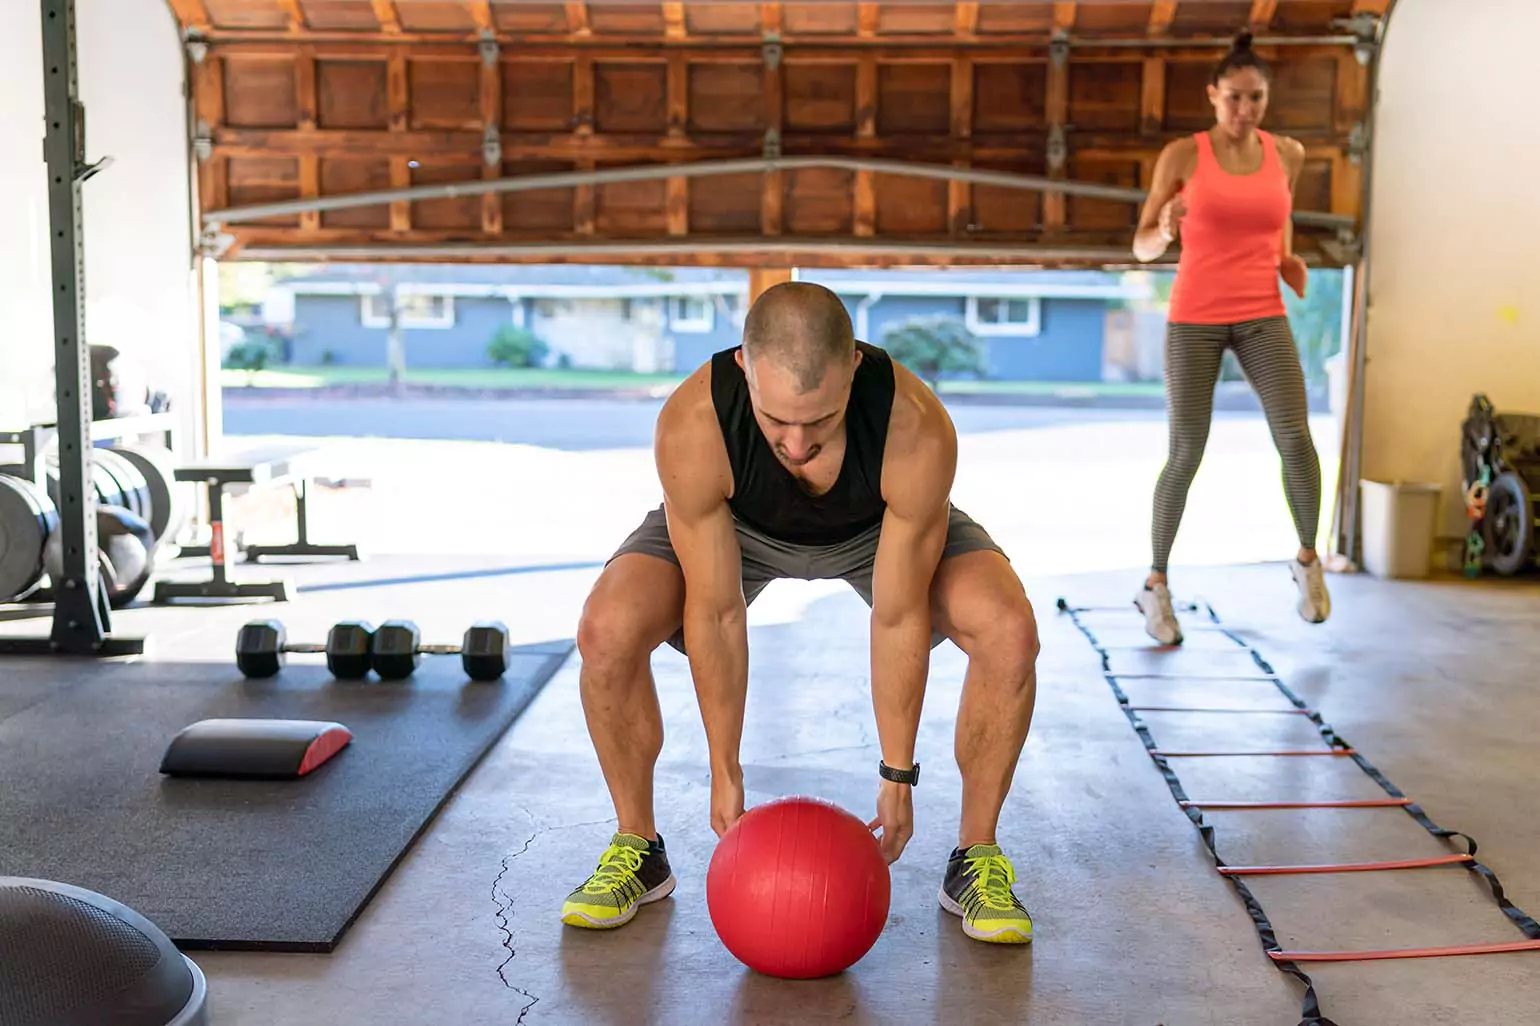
0,0,144,658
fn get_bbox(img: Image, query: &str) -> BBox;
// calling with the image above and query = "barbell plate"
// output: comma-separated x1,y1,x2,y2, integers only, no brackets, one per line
0,476,52,601
111,444,187,547
94,449,154,538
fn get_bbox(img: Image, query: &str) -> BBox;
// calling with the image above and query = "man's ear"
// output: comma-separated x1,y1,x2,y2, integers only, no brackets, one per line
734,348,746,372
852,348,864,371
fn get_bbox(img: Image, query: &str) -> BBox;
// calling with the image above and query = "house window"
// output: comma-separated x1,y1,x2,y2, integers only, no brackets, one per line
361,293,455,329
670,296,714,333
966,296,1041,337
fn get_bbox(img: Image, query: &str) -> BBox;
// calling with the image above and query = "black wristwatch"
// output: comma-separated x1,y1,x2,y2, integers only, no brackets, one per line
878,760,920,786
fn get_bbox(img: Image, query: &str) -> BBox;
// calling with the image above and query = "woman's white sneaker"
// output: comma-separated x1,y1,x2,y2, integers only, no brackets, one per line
1290,558,1331,623
1134,582,1184,645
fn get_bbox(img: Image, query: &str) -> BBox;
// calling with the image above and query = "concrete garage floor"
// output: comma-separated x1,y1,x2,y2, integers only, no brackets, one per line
17,554,1536,1026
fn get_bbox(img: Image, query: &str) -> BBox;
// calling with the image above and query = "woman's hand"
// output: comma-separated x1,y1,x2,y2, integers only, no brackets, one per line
1280,254,1308,299
1158,194,1188,243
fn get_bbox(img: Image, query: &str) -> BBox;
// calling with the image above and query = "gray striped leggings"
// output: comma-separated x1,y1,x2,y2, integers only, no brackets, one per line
1151,316,1320,574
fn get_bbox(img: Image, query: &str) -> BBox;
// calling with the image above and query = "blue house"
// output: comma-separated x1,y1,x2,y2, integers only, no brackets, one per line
261,264,1147,382
792,268,1148,383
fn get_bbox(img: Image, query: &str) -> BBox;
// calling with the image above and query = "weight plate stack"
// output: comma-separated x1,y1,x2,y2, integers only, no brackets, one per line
0,474,60,602
44,452,128,513
91,450,153,533
109,444,188,548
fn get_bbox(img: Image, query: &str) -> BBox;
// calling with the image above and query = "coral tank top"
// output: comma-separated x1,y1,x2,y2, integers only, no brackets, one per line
1167,129,1292,325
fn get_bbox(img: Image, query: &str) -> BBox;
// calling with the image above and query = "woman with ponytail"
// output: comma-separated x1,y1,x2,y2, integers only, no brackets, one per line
1130,29,1331,645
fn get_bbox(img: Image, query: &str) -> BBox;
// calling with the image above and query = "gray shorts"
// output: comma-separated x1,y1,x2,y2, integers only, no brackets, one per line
609,504,1007,654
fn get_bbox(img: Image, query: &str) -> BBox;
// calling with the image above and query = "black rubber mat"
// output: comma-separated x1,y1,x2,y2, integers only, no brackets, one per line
0,642,571,952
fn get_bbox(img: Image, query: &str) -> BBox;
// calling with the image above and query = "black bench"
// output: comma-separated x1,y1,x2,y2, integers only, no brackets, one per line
153,445,360,604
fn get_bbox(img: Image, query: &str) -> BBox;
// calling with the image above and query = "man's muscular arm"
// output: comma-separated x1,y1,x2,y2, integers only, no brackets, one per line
654,373,749,835
870,371,958,784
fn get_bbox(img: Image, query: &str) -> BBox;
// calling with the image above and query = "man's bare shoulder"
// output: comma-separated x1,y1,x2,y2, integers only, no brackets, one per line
655,361,731,508
881,359,958,512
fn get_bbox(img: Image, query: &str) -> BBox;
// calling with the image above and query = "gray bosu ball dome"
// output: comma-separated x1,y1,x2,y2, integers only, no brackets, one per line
0,878,208,1026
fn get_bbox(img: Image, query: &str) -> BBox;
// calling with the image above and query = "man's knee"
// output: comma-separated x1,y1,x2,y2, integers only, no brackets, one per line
577,588,661,670
952,589,1040,682
989,601,1041,682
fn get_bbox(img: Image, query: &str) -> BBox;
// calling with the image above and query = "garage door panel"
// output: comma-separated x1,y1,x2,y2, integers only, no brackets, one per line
297,1,380,32
784,169,855,235
1069,61,1143,133
409,59,481,132
784,63,858,134
501,160,577,232
685,4,763,36
782,3,860,36
492,4,570,34
187,1,1378,267
690,174,764,234
319,158,392,229
205,0,289,30
223,57,298,128
594,63,669,134
318,61,390,129
409,163,485,230
394,2,479,33
974,63,1049,134
227,156,302,227
1068,158,1142,231
503,61,575,131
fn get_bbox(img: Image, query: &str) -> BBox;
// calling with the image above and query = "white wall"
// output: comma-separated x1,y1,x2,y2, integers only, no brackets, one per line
0,2,54,427
1362,0,1540,548
0,0,198,451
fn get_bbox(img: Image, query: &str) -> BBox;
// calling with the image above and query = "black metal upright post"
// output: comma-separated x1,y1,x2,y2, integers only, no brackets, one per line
41,0,108,652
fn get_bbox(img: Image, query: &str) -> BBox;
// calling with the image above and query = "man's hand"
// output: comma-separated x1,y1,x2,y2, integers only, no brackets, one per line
710,769,745,837
1280,254,1308,298
867,780,914,864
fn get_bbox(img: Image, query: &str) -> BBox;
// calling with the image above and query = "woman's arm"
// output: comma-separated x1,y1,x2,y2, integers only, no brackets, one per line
1133,138,1195,263
1279,135,1306,259
1277,135,1308,298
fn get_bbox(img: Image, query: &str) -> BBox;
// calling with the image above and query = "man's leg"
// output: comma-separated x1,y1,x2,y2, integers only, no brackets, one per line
929,547,1039,850
574,551,686,841
839,509,1038,943
564,506,777,930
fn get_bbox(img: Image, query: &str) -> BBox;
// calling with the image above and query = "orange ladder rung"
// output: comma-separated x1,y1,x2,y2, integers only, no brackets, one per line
1128,706,1316,715
1220,855,1474,877
1153,749,1355,758
1111,673,1279,682
1271,939,1540,963
1181,798,1412,810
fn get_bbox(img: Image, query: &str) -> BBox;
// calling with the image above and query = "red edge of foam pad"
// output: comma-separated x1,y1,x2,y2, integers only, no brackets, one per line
298,726,353,776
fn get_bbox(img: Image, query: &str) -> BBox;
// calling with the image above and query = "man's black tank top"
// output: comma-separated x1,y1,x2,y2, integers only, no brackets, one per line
710,341,893,546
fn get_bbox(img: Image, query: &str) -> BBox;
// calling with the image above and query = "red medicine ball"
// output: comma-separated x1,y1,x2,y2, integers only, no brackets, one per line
706,796,891,978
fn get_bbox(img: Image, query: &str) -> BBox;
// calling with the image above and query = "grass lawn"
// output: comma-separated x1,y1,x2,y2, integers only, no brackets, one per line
221,366,685,391
222,365,1166,399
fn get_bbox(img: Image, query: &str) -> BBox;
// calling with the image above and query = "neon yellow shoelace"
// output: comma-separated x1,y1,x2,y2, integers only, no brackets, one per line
965,853,1020,911
583,844,645,897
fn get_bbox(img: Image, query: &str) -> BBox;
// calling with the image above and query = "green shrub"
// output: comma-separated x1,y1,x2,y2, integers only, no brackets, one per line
487,325,550,368
879,315,987,388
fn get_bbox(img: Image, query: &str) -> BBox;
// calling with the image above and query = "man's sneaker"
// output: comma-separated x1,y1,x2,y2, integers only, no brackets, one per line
1134,582,1183,645
938,844,1034,944
1291,558,1331,624
560,832,676,929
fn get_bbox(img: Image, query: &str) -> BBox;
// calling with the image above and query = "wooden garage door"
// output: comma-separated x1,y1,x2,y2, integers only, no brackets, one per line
166,0,1394,266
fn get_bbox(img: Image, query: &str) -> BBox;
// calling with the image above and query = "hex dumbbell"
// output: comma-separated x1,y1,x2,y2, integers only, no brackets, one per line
369,619,511,681
235,619,375,679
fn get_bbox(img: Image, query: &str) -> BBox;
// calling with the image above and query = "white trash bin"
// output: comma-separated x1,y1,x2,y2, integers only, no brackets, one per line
1359,479,1443,578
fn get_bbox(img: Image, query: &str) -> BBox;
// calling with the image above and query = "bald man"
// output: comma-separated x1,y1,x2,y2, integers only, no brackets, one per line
560,282,1040,946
